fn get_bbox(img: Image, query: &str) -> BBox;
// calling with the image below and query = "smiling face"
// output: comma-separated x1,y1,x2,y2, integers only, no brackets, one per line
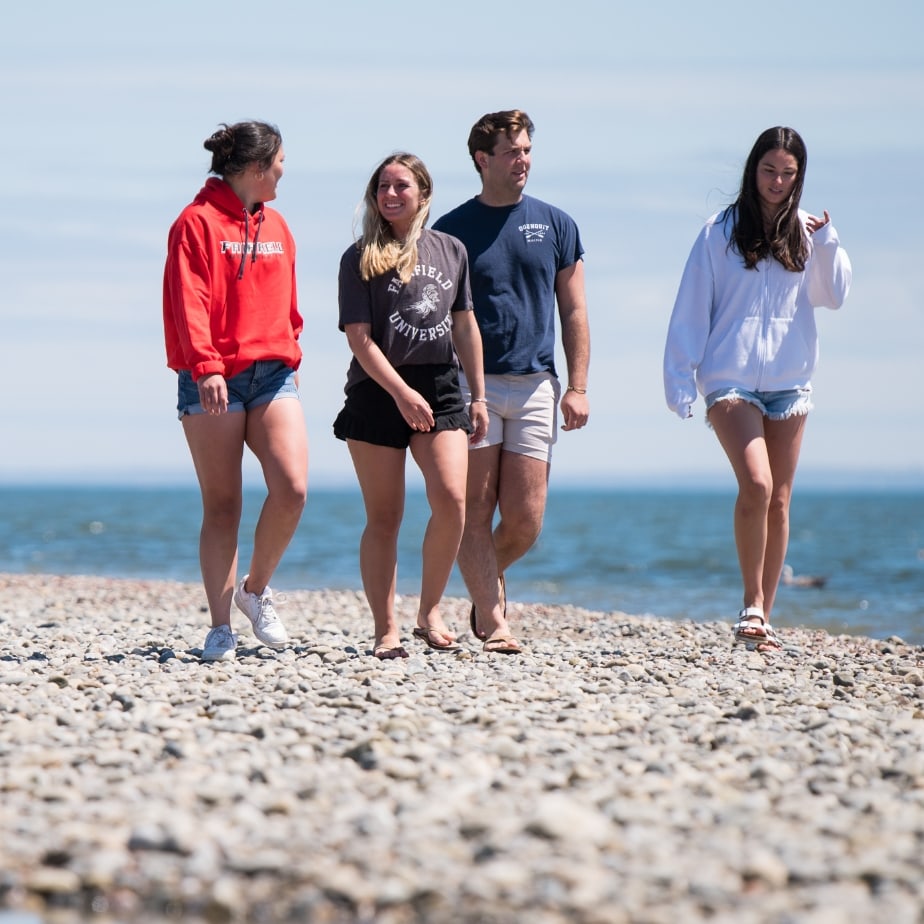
755,147,799,221
376,163,422,239
476,128,531,206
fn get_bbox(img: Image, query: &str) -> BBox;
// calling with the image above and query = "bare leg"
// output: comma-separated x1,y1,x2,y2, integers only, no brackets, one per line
457,445,505,640
409,428,469,645
457,447,549,640
709,400,807,631
709,400,772,612
761,414,807,620
347,440,407,652
182,412,247,627
494,450,550,572
242,398,309,594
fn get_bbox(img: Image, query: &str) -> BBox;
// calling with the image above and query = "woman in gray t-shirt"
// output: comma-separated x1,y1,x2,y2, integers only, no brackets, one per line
333,152,488,659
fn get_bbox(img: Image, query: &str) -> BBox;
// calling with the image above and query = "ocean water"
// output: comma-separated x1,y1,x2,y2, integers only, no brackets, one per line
1,485,921,644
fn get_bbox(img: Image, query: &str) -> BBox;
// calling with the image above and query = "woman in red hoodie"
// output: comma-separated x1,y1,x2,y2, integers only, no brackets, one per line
163,121,308,662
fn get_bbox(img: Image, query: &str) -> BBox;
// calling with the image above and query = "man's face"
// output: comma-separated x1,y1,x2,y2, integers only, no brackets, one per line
479,128,531,200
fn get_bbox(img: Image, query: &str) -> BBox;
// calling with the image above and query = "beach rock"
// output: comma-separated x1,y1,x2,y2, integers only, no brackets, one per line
0,572,922,923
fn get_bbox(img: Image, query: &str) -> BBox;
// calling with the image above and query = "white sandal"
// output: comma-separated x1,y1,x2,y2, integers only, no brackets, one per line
732,607,782,651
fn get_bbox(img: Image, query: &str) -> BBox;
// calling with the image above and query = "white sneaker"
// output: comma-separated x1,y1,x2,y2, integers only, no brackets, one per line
202,624,237,662
234,575,288,649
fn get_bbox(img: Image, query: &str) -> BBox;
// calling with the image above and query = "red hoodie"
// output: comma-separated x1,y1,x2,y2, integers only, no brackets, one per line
163,177,302,381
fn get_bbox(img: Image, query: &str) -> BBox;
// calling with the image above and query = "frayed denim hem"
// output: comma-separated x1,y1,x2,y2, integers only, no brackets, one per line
704,387,813,429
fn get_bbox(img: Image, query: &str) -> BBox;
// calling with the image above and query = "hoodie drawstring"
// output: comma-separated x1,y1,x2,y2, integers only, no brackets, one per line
237,207,265,280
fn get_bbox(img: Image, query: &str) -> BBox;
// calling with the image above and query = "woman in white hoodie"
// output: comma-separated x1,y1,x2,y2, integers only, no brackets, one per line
663,127,851,652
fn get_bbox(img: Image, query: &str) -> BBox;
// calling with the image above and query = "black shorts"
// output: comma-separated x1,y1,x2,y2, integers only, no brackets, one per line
333,363,473,449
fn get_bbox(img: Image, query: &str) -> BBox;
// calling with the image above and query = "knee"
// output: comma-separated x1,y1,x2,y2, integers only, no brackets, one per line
201,494,242,530
364,507,403,543
464,492,497,531
767,490,791,523
270,474,308,514
432,492,466,534
499,506,544,555
287,481,308,513
737,477,773,514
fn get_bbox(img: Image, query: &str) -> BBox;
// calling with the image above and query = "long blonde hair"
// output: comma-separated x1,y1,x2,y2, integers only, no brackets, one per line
357,153,433,284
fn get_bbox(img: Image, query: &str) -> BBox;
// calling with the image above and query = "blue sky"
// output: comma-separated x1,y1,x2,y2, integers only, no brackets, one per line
3,0,922,487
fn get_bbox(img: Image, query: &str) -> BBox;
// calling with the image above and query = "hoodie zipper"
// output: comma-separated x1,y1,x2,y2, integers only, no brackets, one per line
754,262,771,391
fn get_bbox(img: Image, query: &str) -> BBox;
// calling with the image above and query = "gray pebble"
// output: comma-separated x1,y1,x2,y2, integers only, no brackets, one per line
0,572,922,923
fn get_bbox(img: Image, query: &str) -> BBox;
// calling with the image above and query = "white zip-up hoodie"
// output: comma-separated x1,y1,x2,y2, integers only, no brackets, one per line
663,207,851,419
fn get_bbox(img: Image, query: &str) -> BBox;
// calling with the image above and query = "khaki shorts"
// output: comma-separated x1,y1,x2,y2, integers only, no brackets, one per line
460,371,560,463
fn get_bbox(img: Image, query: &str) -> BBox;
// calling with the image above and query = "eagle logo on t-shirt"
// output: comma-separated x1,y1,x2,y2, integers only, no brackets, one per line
408,284,440,319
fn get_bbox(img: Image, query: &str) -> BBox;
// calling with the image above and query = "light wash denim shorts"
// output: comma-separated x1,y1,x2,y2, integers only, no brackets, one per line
705,386,813,422
177,360,299,418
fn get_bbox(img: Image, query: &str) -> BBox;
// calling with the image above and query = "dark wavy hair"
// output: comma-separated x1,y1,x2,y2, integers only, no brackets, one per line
467,109,535,175
203,121,282,178
727,126,808,272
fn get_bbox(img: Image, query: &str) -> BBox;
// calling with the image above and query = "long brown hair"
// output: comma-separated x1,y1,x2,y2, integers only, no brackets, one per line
726,126,808,272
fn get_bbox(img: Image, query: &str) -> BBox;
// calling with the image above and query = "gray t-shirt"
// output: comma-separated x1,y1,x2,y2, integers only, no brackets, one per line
338,228,473,391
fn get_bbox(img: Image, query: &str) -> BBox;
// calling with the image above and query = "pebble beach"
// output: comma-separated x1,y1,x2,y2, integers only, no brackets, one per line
1,572,923,924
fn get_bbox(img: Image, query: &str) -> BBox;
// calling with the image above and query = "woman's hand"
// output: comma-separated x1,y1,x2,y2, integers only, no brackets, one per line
197,373,229,414
396,388,435,432
806,210,830,234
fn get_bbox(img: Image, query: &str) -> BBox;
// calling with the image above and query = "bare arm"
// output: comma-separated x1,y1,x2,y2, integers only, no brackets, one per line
450,310,489,443
343,323,435,431
555,259,590,431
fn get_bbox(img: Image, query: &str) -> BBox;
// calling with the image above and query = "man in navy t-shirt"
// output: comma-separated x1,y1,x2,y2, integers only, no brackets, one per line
434,109,591,654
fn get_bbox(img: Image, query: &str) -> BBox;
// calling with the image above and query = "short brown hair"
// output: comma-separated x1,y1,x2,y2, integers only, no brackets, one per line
467,110,535,175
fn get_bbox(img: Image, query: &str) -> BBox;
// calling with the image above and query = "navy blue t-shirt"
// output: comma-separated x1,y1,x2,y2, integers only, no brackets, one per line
433,195,583,375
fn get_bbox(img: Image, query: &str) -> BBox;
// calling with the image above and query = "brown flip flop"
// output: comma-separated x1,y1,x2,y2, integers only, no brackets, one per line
470,573,506,642
373,645,409,660
413,627,461,652
483,634,521,655
469,603,487,640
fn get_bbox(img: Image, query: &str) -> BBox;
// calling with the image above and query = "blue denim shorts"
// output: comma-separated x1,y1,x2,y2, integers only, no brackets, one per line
705,386,813,422
177,360,299,418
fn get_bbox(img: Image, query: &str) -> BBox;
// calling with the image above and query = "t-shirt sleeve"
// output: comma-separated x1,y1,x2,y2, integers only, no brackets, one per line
556,211,584,272
337,245,372,331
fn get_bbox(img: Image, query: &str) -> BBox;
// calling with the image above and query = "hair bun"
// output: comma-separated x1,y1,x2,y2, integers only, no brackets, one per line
204,125,234,156
202,120,282,179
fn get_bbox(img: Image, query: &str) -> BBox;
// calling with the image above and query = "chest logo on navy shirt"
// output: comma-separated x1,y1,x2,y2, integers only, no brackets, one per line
519,223,549,244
